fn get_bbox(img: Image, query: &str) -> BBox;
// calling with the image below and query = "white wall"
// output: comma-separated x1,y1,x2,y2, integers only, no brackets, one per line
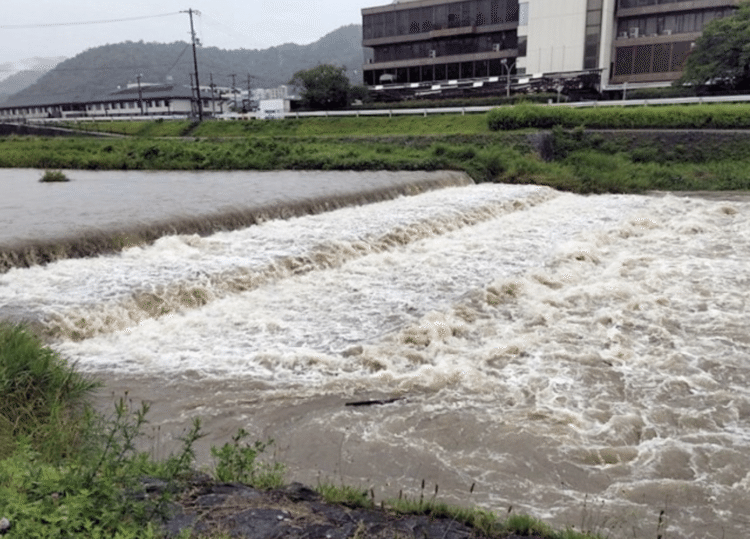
518,0,588,75
257,99,289,119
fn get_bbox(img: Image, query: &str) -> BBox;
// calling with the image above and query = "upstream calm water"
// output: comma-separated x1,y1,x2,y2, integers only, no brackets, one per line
1,173,748,538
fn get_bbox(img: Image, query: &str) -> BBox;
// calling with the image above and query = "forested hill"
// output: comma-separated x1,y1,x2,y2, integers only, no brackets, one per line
5,24,369,105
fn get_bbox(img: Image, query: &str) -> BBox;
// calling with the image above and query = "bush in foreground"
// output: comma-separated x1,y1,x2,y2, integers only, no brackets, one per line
0,322,286,538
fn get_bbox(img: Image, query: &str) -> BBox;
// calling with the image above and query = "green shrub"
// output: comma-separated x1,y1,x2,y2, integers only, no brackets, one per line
39,169,70,182
211,428,285,489
488,103,750,131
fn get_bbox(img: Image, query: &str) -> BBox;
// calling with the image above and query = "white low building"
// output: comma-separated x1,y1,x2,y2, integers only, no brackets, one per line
0,83,222,121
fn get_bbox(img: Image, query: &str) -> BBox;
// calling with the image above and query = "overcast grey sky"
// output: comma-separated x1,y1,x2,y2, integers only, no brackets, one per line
1,0,381,66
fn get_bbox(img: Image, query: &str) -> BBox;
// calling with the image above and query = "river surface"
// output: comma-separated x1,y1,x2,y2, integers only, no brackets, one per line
1,171,748,538
0,168,467,245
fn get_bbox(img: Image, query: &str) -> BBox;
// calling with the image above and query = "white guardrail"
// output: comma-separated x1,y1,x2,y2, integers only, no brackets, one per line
287,94,750,118
21,94,750,124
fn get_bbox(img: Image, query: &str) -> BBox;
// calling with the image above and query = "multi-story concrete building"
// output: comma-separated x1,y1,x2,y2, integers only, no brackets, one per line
362,0,741,94
362,0,520,87
609,0,738,86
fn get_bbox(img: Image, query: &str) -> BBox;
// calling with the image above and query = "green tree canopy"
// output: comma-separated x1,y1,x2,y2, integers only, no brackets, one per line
289,64,351,110
677,2,750,90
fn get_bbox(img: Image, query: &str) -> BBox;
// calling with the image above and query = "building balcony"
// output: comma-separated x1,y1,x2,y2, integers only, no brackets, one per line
363,22,518,47
617,0,740,18
363,49,518,71
613,30,701,42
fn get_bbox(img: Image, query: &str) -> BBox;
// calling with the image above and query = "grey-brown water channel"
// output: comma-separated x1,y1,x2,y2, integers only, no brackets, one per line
1,169,748,538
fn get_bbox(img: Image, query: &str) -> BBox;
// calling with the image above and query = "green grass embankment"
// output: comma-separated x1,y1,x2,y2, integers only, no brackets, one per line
487,102,750,130
5,104,750,193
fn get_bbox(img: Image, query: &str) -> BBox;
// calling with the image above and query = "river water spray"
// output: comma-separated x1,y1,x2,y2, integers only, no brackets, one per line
1,173,748,538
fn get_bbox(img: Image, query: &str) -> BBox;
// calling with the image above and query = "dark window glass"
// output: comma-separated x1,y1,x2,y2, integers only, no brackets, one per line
476,60,489,77
671,41,692,71
615,46,634,75
489,58,503,76
634,45,652,74
653,43,671,72
518,35,527,57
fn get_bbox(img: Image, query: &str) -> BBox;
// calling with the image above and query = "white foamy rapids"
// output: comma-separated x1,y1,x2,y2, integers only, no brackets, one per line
8,186,750,538
50,189,649,377
0,184,553,338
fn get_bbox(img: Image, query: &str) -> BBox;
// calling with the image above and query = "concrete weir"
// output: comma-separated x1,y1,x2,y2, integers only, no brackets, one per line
0,169,473,272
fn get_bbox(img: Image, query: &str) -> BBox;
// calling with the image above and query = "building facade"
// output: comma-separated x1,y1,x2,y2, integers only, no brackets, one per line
0,84,220,121
362,0,520,86
610,0,739,86
363,0,741,93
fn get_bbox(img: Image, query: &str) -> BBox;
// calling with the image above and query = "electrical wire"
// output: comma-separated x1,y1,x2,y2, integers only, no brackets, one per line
0,12,181,30
165,45,192,75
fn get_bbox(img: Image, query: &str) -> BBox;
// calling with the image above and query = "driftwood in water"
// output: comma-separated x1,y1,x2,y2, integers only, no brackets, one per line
345,397,404,407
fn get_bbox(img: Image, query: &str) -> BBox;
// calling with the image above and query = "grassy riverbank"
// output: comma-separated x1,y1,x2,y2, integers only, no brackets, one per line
3,105,750,193
0,321,606,538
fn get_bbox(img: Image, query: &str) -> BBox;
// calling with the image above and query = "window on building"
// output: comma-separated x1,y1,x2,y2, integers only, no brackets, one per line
653,43,671,72
615,46,635,75
634,45,653,73
671,41,692,71
518,35,527,57
519,2,529,26
491,0,500,24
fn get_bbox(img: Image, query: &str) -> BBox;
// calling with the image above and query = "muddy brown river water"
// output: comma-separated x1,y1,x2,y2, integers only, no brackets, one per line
2,170,748,538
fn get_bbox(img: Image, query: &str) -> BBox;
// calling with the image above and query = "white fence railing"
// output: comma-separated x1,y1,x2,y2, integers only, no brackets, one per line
12,94,750,124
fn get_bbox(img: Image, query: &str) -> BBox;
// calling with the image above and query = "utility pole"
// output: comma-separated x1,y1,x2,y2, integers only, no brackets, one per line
230,73,237,112
136,74,144,115
247,74,255,111
210,73,216,116
182,8,203,121
189,73,195,115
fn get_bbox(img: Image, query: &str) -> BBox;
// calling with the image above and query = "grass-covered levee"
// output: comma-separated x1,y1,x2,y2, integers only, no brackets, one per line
3,104,750,193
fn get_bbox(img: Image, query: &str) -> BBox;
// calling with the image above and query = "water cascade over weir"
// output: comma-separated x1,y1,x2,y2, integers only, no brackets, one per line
0,169,471,272
1,171,749,538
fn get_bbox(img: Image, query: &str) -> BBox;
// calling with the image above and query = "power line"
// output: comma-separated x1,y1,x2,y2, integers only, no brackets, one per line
0,12,181,30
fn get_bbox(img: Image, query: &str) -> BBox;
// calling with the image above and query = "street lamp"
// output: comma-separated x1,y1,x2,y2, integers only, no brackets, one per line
501,59,515,98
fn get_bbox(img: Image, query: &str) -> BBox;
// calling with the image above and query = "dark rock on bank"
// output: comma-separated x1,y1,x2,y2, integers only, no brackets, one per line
156,480,540,539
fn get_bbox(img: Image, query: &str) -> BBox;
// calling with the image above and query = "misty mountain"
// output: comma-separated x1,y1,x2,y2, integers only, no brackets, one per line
4,25,370,106
0,56,66,104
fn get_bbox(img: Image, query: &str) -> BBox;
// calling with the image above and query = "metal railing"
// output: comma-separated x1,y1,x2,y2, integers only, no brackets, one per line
8,94,750,124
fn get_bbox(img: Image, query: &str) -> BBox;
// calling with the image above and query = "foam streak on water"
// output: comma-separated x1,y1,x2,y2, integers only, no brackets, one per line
2,184,749,538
